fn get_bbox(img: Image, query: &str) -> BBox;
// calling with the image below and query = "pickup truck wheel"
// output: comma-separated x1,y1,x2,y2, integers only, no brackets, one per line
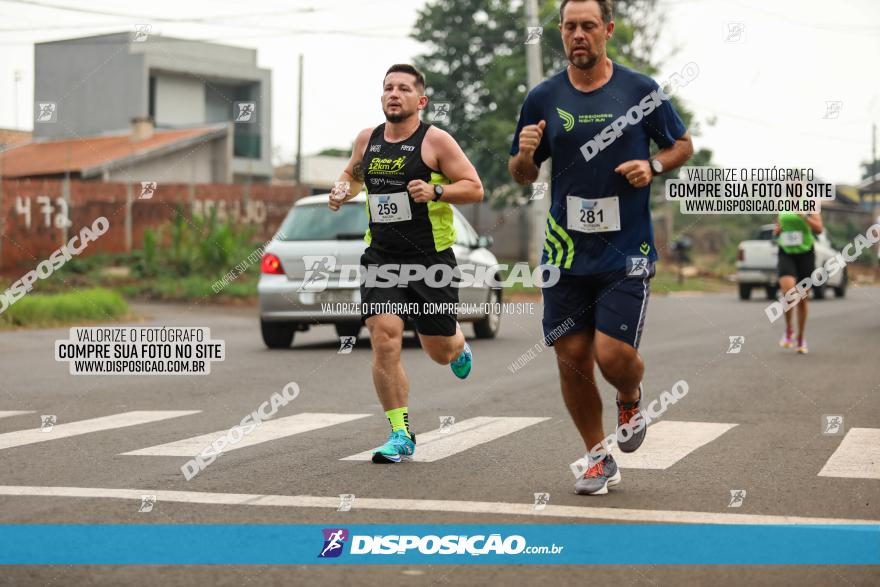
738,284,752,300
834,269,848,298
813,284,826,300
765,286,777,300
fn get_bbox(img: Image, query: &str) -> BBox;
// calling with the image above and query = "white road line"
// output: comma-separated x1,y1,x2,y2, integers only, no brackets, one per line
0,485,876,525
122,413,371,457
615,420,737,470
0,411,35,420
0,411,200,451
341,416,550,462
818,428,880,479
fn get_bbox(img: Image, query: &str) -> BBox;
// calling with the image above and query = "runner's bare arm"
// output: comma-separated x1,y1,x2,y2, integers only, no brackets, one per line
508,120,546,185
508,153,540,185
804,212,823,234
616,132,693,188
409,128,483,204
651,132,693,174
329,127,373,211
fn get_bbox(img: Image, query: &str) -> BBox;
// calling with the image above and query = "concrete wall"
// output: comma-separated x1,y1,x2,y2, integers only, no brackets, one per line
458,203,532,262
205,84,233,123
106,141,219,184
153,73,205,126
34,33,146,138
34,33,272,179
130,35,259,68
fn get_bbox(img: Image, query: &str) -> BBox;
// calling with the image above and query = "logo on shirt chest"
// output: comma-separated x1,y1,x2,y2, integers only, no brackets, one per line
399,144,415,151
556,107,615,132
367,156,408,175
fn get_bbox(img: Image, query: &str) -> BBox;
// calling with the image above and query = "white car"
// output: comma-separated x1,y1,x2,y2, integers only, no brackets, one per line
735,224,848,300
257,193,502,348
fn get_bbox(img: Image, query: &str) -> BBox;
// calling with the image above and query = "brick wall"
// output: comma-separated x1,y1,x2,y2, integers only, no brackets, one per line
0,179,309,273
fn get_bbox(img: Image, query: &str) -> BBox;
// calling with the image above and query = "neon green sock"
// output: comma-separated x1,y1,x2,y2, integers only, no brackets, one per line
385,407,410,438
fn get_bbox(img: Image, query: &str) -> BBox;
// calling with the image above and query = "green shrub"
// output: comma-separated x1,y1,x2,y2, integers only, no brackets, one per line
135,205,257,279
0,288,129,329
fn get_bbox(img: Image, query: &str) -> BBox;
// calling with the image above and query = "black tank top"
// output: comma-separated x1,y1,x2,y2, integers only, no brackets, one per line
361,121,454,256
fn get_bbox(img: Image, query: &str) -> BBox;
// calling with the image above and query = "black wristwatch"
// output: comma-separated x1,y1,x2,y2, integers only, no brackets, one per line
433,184,444,201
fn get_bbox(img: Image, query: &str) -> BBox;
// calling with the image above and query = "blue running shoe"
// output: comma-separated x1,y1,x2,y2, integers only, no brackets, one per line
450,342,472,379
371,429,416,464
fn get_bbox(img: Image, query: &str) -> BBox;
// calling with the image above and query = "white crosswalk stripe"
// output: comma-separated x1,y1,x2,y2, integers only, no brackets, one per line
0,411,200,451
122,413,370,457
817,428,880,479
341,416,550,462
615,420,738,470
0,411,35,420
8,407,865,481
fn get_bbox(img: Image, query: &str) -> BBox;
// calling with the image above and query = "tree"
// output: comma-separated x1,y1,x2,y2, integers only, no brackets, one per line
411,0,712,206
859,158,878,181
317,147,350,158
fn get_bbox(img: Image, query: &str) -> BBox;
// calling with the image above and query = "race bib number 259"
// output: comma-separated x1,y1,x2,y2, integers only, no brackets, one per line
369,191,412,223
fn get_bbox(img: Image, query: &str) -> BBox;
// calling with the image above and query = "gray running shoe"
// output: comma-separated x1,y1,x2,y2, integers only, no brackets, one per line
617,384,647,453
574,454,622,495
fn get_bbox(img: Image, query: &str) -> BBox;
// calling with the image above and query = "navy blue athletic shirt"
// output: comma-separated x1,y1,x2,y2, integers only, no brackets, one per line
510,62,687,275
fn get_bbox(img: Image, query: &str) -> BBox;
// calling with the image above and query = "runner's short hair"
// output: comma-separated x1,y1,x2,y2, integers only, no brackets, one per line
385,64,426,93
560,0,613,24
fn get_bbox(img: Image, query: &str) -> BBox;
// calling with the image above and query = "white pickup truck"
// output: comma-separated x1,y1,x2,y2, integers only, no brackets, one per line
735,224,848,300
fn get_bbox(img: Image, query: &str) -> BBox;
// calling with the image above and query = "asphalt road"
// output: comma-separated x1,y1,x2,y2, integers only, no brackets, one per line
0,285,878,586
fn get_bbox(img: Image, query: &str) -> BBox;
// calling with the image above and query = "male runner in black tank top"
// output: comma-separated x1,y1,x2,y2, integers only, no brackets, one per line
329,64,484,463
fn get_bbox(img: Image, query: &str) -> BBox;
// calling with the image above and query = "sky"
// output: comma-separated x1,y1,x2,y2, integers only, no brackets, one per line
0,0,878,185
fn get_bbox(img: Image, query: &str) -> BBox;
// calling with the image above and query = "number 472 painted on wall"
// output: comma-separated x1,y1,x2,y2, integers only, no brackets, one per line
15,195,72,229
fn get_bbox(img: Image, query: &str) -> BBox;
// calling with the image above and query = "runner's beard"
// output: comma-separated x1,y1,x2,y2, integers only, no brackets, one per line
569,49,598,69
384,106,413,123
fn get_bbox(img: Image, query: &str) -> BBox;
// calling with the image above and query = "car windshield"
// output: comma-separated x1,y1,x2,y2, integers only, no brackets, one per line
275,203,367,241
756,227,775,240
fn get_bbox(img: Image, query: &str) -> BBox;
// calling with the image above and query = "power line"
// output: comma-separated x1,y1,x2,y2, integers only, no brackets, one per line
722,0,880,34
0,0,410,40
0,0,322,23
687,101,872,145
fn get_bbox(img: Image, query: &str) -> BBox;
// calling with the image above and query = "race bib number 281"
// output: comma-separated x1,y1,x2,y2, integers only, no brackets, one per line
566,195,621,234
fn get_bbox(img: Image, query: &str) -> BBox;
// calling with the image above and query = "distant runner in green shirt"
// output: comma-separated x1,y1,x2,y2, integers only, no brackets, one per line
774,210,823,354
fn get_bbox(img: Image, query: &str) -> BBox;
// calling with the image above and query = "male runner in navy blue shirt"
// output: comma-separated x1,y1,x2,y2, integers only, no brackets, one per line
509,0,693,495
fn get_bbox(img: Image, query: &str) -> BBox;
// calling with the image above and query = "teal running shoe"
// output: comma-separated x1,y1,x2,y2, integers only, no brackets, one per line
450,342,472,379
371,429,416,464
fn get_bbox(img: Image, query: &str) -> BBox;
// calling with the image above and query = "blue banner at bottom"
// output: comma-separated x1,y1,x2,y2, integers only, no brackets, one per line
0,524,877,565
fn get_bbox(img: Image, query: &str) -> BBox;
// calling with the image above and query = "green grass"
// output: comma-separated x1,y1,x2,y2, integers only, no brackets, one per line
117,273,258,302
650,268,732,294
501,280,540,297
496,259,732,297
0,287,129,329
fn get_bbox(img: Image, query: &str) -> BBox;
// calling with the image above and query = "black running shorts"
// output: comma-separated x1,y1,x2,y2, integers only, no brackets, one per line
778,248,815,282
359,246,459,337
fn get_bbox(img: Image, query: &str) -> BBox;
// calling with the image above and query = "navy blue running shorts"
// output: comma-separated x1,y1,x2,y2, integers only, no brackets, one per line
541,263,655,349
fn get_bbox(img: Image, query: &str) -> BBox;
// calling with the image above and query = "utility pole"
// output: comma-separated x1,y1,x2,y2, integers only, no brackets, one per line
525,0,549,267
13,70,22,130
872,123,878,269
872,122,877,214
295,54,304,185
